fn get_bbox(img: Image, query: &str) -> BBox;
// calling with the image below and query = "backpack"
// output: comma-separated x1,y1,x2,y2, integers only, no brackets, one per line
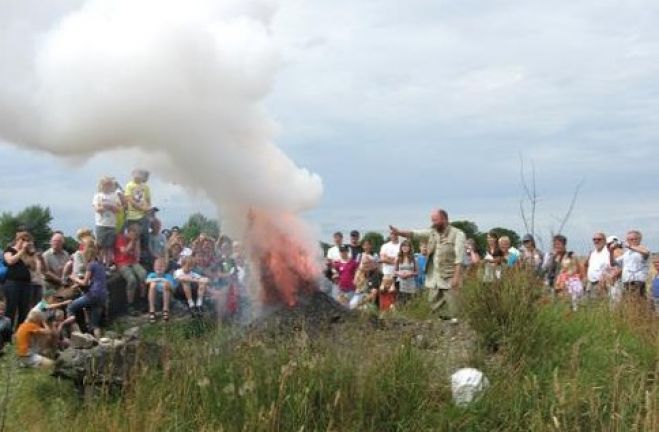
0,256,7,283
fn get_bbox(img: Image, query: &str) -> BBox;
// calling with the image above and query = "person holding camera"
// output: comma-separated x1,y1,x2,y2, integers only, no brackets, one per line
620,230,651,298
3,230,35,329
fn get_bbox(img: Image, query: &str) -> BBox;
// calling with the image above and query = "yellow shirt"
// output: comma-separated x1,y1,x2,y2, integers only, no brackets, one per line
124,181,151,221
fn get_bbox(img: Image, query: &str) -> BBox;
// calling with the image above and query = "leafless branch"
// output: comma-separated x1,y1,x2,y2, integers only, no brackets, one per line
557,180,584,235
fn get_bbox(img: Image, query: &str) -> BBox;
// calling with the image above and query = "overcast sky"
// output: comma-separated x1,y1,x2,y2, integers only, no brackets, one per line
1,0,659,253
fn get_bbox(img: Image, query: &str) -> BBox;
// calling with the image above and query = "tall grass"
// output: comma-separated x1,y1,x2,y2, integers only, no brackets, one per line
458,271,659,431
3,274,658,431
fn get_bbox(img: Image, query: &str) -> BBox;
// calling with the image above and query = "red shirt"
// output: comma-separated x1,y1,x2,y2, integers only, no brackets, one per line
114,234,138,267
333,259,358,292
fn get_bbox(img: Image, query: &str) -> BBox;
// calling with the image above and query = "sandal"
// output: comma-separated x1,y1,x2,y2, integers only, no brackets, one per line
149,312,156,323
162,311,169,322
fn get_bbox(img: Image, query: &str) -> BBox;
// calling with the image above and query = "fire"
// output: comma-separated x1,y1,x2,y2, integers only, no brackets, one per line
244,210,321,308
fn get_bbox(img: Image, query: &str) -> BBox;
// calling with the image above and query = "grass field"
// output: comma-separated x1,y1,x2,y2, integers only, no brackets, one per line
1,273,657,431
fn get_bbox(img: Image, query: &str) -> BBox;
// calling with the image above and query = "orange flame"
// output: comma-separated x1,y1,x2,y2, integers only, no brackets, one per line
244,209,321,308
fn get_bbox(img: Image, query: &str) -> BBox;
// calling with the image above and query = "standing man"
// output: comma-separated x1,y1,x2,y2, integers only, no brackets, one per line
584,232,610,298
42,232,70,293
390,209,465,320
325,232,344,263
348,230,363,262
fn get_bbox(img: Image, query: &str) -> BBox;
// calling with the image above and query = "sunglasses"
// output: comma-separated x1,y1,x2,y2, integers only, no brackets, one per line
592,238,604,242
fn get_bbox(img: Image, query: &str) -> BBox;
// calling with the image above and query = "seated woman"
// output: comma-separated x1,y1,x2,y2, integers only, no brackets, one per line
174,256,209,315
60,242,107,338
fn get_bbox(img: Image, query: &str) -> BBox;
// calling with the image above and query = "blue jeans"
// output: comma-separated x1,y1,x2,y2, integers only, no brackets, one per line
67,295,105,330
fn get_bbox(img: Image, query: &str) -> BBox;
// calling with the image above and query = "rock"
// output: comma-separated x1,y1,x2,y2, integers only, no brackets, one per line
70,331,98,349
99,338,113,346
123,326,141,340
55,337,164,391
412,334,430,349
451,368,490,407
104,331,119,340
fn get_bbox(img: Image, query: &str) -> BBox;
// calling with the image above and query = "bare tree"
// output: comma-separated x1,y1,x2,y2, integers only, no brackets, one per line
556,180,584,235
519,154,538,238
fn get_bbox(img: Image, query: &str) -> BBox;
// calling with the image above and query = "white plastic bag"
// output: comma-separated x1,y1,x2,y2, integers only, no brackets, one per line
451,368,490,407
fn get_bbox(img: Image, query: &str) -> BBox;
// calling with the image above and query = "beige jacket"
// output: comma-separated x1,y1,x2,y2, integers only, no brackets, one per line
413,225,466,289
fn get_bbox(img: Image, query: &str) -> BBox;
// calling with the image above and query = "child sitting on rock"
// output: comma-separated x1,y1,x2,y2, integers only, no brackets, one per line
174,256,209,315
146,257,176,323
15,309,54,369
32,288,72,319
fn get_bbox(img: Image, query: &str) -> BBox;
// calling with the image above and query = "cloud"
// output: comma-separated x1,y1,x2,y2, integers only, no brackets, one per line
2,0,659,252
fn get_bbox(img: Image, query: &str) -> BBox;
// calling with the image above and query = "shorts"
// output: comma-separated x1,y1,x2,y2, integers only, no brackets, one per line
19,353,51,368
96,225,117,249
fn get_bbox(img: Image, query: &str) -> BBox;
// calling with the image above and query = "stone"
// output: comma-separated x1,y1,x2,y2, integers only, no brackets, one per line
104,331,120,340
123,326,141,340
55,337,164,391
70,331,97,349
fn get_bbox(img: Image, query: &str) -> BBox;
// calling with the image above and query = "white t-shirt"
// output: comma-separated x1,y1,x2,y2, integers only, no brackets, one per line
380,241,401,276
93,192,121,227
174,268,203,281
587,248,611,283
620,249,649,283
326,245,342,262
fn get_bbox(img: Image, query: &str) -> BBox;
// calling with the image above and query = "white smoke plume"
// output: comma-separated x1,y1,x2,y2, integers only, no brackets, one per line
0,0,325,310
0,0,322,215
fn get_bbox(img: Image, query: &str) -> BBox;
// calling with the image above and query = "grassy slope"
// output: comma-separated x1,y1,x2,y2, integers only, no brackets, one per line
1,274,658,431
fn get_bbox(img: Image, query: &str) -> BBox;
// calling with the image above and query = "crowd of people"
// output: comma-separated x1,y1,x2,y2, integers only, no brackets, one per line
324,209,659,318
1,177,657,371
0,169,249,369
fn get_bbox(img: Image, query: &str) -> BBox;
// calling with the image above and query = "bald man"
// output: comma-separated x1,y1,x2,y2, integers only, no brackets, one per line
42,232,70,291
390,209,466,320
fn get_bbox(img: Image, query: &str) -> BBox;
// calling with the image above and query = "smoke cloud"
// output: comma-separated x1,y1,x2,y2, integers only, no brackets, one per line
0,0,324,308
0,0,322,214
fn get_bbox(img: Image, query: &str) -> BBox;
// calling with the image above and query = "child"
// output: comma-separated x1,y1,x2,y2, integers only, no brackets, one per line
32,288,72,321
0,301,12,354
378,275,396,312
60,242,107,338
115,224,147,310
174,256,209,314
557,253,583,311
353,254,381,310
651,257,659,316
93,177,122,267
332,245,359,305
15,309,54,369
395,240,418,304
146,258,176,322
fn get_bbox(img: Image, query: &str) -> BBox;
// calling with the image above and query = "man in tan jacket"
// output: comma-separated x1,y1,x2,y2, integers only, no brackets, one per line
390,208,465,320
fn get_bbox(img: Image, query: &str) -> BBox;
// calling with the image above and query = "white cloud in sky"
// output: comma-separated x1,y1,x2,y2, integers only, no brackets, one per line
2,0,659,252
